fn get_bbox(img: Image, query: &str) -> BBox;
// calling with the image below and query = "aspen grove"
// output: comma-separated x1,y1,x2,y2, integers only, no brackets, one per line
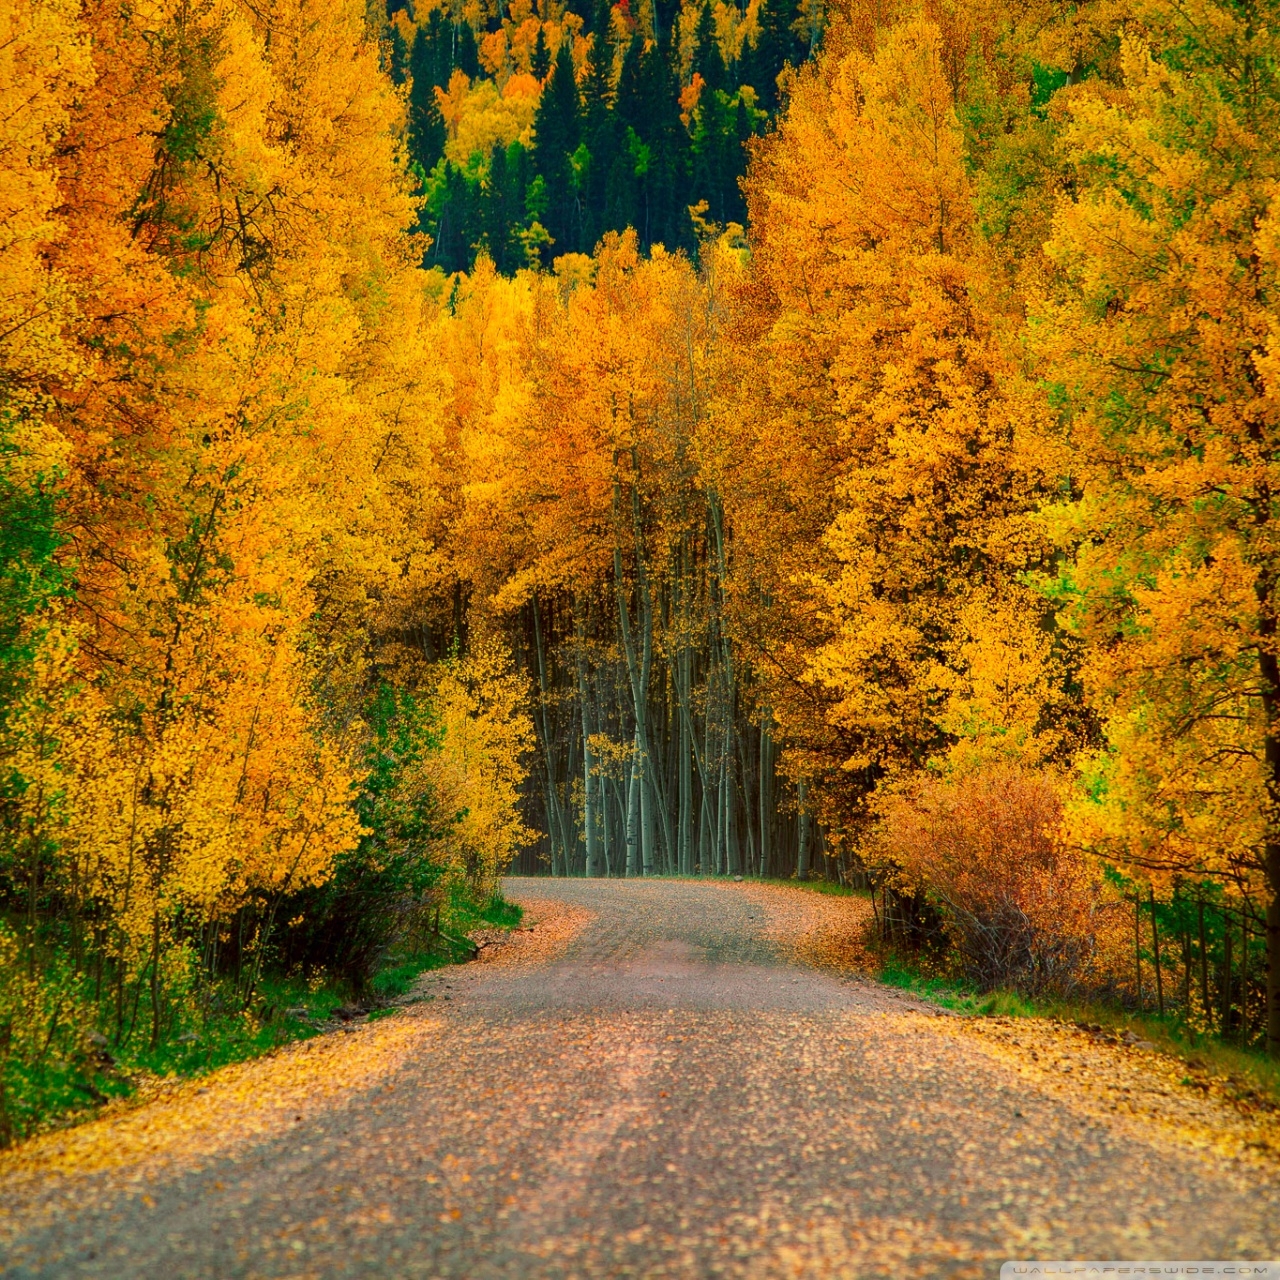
2,0,1280,1143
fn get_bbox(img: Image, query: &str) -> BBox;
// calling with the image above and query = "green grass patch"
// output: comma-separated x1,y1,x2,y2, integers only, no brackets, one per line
2,969,343,1143
370,889,523,1002
754,876,868,898
649,873,867,897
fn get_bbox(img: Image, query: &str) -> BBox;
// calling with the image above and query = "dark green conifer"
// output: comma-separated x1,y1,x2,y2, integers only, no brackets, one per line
455,20,481,78
387,22,410,87
692,1,726,93
483,142,532,273
742,0,805,113
580,24,618,249
427,162,483,273
531,41,583,257
407,17,450,181
532,26,551,80
638,24,691,250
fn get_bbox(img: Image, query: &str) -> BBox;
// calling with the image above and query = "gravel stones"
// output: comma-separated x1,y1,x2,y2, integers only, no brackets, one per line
2,877,1277,1278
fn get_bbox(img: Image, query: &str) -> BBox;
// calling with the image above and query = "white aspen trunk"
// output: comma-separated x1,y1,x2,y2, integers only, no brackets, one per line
614,556,661,877
625,742,641,877
598,768,611,876
707,490,737,878
725,719,742,875
699,781,713,874
575,629,600,877
716,742,728,875
670,618,713,872
640,742,655,877
709,658,723,876
679,649,693,876
532,593,568,875
639,581,675,870
758,712,772,878
616,466,677,873
734,715,755,876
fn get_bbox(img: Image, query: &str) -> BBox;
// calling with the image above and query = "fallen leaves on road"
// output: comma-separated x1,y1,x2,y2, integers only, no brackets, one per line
721,880,1280,1171
729,882,875,974
937,1012,1280,1167
0,1014,440,1245
2,895,589,1236
478,895,594,970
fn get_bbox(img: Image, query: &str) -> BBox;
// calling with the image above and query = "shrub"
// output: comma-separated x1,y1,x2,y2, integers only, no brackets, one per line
275,685,449,995
878,766,1120,995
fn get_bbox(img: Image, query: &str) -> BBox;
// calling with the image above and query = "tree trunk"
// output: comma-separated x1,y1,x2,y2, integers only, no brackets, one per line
1150,887,1164,1018
576,633,600,877
532,594,568,875
1254,572,1280,1055
639,740,655,877
1198,897,1211,1031
759,712,773,878
679,649,693,876
797,778,811,881
1134,897,1143,1013
626,743,640,878
1268,844,1280,1055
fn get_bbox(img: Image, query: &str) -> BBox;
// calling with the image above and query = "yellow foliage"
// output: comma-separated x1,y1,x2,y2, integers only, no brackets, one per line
724,9,1067,814
443,76,539,168
0,0,527,1100
427,646,536,895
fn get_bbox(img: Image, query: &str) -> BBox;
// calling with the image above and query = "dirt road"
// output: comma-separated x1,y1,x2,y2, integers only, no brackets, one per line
3,878,1279,1278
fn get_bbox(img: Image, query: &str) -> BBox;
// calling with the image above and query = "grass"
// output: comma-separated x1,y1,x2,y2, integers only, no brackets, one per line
641,872,867,897
3,970,348,1143
753,875,866,898
876,951,1280,1105
3,891,523,1146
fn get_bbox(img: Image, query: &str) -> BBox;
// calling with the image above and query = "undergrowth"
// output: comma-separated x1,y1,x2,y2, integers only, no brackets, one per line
759,872,1280,1104
757,876,862,897
2,890,522,1146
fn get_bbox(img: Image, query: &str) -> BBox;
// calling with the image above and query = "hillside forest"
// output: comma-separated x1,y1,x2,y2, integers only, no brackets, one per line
395,0,816,268
3,0,1280,1142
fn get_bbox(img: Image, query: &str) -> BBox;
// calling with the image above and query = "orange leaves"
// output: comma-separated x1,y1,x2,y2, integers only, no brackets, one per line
0,0,90,413
876,767,1122,992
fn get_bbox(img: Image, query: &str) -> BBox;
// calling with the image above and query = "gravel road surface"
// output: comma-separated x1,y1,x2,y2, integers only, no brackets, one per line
3,877,1279,1278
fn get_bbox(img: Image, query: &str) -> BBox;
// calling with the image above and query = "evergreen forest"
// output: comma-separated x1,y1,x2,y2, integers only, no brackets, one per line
392,0,817,270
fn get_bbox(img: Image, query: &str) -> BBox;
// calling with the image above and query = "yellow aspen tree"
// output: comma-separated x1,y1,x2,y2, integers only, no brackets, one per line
1036,1,1280,1054
725,9,1068,843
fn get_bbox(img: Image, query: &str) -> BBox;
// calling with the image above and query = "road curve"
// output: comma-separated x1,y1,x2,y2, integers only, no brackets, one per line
3,877,1279,1278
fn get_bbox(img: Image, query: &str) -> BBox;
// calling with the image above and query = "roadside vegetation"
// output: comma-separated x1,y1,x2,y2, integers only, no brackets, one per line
2,883,522,1146
776,865,1280,1108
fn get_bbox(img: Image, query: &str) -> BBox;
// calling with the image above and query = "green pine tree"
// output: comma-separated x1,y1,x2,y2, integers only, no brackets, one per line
692,1,726,94
532,26,551,80
532,41,584,258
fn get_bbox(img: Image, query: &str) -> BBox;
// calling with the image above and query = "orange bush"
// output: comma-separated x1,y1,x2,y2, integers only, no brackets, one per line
878,767,1124,995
